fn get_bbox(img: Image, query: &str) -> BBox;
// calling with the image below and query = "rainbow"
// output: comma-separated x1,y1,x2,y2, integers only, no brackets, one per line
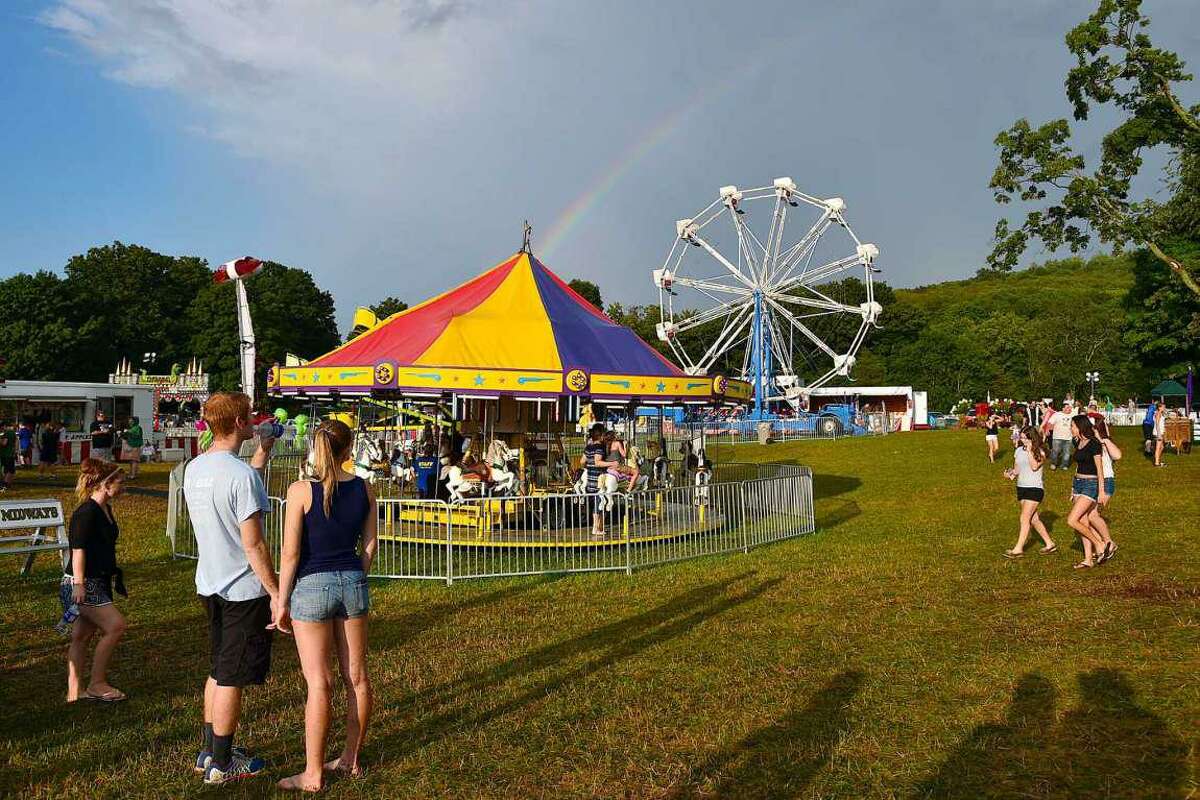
539,58,768,260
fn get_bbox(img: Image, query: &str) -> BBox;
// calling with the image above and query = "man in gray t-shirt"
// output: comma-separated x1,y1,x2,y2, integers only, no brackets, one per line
182,392,280,785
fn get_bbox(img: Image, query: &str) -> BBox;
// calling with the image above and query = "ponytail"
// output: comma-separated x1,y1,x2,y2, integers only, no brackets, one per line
310,420,354,517
75,457,123,501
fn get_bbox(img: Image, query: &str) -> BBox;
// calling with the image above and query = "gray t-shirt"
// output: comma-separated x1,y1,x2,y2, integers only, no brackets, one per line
183,449,271,601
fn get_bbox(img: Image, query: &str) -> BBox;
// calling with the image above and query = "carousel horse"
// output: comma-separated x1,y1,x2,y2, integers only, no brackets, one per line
351,434,386,484
485,438,522,492
446,455,518,501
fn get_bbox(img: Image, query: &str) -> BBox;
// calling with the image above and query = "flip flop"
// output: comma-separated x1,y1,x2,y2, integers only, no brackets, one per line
1039,545,1058,554
1072,561,1093,570
1003,550,1023,559
85,689,127,703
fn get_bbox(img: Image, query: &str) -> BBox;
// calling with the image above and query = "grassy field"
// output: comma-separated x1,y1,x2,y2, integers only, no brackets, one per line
1,429,1196,798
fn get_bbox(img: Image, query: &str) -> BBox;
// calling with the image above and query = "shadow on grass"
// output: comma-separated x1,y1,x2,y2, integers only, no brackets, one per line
669,669,864,799
367,573,777,766
817,500,861,531
811,474,862,500
0,565,559,792
913,670,1187,799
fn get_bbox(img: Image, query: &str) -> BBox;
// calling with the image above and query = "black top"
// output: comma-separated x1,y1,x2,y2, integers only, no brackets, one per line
298,478,369,580
40,427,60,452
584,441,606,476
1073,438,1103,477
984,421,998,436
89,420,114,448
68,498,119,578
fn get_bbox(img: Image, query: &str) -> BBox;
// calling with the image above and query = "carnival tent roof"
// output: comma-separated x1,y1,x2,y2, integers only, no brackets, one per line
1150,379,1187,397
270,251,749,403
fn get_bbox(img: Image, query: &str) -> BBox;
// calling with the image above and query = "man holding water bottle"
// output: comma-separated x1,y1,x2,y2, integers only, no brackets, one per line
183,392,282,785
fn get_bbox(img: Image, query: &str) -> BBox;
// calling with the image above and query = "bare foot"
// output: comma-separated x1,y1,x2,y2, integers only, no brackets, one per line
324,757,364,777
277,772,322,792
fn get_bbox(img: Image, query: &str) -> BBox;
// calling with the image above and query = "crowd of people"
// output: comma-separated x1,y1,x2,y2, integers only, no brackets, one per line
987,397,1127,569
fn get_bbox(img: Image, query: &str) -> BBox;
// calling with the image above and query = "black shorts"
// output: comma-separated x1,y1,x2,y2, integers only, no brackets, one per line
1,456,14,475
201,594,273,688
1016,486,1044,503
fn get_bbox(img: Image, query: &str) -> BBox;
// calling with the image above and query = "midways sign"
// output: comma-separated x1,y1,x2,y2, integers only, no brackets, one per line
0,500,65,530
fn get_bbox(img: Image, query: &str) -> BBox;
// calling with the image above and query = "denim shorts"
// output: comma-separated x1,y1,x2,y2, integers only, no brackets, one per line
1072,476,1099,501
60,574,113,608
1103,477,1115,496
290,570,369,623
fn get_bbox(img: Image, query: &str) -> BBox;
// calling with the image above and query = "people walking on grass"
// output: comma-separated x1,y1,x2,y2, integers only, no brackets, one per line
1088,418,1122,564
984,414,1001,462
0,420,16,492
1152,400,1167,467
38,421,61,478
121,417,143,479
182,391,280,785
1048,402,1075,470
17,420,33,466
63,458,128,702
1066,415,1109,569
1142,401,1157,459
1003,427,1056,558
276,420,378,792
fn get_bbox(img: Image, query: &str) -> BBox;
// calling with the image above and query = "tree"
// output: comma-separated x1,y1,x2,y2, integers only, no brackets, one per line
188,261,339,393
0,271,82,380
59,242,211,379
370,296,408,319
567,279,603,311
988,0,1200,297
1122,238,1200,375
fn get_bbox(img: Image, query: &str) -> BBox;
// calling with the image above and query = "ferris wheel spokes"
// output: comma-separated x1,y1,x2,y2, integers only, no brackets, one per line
656,176,881,405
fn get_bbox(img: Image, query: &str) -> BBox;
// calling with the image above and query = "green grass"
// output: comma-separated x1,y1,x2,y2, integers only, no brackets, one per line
1,430,1196,798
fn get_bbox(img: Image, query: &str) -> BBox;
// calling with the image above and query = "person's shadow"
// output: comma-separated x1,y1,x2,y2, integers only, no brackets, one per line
669,670,864,798
914,670,1188,799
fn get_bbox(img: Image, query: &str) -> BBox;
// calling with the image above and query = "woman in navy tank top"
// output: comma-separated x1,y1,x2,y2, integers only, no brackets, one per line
275,420,377,791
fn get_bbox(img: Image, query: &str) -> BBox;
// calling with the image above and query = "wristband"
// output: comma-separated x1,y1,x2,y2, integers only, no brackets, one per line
72,579,84,586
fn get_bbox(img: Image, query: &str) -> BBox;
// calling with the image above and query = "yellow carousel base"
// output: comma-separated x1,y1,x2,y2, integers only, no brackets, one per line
377,498,725,548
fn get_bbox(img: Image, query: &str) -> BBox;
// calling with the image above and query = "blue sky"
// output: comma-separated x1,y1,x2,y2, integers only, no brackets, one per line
2,1,1197,328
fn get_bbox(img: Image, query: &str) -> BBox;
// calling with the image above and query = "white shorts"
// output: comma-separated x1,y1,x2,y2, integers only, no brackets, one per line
985,435,998,443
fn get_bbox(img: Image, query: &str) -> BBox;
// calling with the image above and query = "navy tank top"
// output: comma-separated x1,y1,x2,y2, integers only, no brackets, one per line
298,478,369,579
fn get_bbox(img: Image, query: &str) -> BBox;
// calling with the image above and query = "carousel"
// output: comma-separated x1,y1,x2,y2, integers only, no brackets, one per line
267,240,751,548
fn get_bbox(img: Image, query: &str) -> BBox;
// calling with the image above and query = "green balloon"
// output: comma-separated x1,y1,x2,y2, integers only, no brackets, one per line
199,429,214,451
274,408,289,423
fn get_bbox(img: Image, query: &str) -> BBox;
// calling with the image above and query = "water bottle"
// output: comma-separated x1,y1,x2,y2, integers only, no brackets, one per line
55,603,80,635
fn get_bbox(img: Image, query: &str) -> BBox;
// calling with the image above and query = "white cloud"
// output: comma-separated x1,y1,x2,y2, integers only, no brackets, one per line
41,0,517,167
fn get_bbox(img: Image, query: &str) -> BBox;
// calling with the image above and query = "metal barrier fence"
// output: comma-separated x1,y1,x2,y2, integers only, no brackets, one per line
167,461,815,583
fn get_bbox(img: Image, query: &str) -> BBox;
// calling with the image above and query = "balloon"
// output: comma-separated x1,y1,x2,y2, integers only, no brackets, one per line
273,408,289,423
293,414,310,451
199,429,214,452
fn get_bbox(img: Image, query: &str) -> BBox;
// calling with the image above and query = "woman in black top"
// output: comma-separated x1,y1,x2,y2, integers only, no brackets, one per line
983,414,1001,463
63,458,128,702
38,421,61,478
1065,415,1108,570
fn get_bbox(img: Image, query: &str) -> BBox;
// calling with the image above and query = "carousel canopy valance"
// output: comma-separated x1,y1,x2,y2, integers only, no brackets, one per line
269,251,749,403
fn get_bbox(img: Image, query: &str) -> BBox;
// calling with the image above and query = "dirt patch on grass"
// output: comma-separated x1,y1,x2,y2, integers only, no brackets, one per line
1084,578,1200,604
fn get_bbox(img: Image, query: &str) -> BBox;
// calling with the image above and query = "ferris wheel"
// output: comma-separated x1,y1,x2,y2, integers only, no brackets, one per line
653,177,881,416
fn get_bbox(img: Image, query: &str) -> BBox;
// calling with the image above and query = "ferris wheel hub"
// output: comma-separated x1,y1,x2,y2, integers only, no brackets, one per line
824,197,846,213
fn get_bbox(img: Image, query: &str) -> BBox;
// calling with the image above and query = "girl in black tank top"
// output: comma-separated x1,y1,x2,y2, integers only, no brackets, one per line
276,421,377,790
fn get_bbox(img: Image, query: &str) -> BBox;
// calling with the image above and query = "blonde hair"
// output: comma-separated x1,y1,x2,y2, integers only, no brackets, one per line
310,419,354,517
76,457,123,501
203,392,251,437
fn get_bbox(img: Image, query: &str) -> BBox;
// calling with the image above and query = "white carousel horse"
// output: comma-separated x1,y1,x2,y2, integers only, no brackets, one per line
351,435,386,484
446,460,518,501
484,438,522,493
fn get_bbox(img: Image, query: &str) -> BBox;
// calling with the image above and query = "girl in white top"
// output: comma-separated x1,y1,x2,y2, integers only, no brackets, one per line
1089,418,1122,563
1003,426,1056,558
1152,400,1167,466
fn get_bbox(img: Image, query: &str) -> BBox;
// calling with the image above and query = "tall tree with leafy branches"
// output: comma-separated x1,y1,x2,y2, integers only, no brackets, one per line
988,0,1200,297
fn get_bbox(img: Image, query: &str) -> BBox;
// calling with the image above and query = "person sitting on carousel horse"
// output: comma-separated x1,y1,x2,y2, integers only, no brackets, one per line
603,432,641,491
